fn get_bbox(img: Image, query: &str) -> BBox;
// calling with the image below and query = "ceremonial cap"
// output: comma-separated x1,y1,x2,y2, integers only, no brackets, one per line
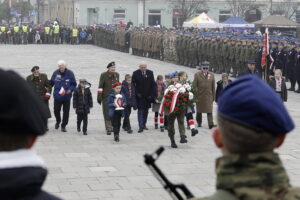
218,75,294,135
112,82,122,88
247,60,256,64
0,69,48,136
31,66,39,72
107,62,115,68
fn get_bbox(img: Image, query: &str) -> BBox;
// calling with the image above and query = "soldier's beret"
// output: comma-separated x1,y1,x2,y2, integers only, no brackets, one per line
218,75,294,135
31,66,39,72
247,60,256,64
107,62,115,68
169,71,178,79
0,69,48,136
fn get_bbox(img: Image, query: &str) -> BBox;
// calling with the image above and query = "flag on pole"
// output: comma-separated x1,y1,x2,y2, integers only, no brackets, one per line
261,28,269,68
8,0,12,8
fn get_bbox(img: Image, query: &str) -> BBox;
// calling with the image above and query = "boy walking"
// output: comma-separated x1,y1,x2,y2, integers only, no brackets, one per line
73,79,93,135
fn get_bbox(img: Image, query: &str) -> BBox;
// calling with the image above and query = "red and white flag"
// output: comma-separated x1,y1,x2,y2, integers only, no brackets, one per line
8,0,12,8
59,87,65,96
44,92,51,98
261,28,269,68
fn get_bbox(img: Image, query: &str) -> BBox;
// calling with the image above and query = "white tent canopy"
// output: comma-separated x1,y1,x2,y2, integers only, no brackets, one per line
183,13,222,28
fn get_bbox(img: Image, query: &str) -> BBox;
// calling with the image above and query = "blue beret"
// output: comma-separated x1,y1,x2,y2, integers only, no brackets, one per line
247,60,256,64
218,75,294,135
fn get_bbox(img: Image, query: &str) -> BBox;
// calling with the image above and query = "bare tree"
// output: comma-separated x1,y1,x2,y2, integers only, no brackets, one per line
226,0,258,18
272,0,300,19
169,0,208,26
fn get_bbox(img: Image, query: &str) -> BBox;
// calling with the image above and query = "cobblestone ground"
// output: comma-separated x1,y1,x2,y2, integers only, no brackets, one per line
1,44,300,200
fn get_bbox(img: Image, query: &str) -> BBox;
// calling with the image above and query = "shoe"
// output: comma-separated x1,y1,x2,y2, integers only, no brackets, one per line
46,127,49,131
164,126,168,130
180,136,188,143
138,128,144,133
155,124,158,129
106,131,111,135
191,129,198,137
187,126,190,130
295,89,300,93
160,127,164,132
55,123,60,129
144,127,149,130
197,124,202,128
288,87,295,91
83,132,87,135
61,127,67,132
127,129,133,134
171,141,178,148
77,128,81,132
114,135,119,142
123,127,128,131
209,125,217,129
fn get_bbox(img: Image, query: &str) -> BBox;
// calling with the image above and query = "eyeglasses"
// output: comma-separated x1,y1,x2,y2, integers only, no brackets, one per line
203,68,209,70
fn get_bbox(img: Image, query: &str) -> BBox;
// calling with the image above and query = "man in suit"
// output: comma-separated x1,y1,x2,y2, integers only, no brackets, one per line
132,61,156,133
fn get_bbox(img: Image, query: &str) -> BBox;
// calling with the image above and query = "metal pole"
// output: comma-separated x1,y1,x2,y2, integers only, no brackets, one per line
270,0,273,15
37,0,40,24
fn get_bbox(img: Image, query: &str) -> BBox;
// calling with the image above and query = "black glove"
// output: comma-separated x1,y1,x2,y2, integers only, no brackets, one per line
97,99,101,105
147,96,153,102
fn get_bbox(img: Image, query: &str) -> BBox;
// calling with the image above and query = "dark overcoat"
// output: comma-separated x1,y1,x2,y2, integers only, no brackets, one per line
73,86,93,114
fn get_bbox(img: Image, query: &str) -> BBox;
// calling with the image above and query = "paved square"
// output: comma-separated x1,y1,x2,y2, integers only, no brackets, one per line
1,44,300,200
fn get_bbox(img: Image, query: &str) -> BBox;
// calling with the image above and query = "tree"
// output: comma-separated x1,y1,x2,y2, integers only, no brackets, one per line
272,0,300,19
169,0,208,26
15,0,33,22
226,0,259,18
0,0,13,23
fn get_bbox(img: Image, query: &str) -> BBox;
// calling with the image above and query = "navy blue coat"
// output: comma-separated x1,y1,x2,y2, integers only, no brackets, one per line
107,92,126,118
121,81,137,108
50,69,77,101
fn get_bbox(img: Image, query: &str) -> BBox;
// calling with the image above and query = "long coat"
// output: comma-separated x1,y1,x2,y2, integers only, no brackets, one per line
26,73,52,118
132,69,157,109
97,71,120,103
193,71,215,113
73,86,93,114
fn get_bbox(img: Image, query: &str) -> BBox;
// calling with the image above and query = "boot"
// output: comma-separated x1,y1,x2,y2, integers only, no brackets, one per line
288,87,295,91
160,126,164,132
295,89,300,93
170,138,177,148
106,131,111,135
114,134,119,142
180,135,187,143
155,124,158,129
209,125,217,129
191,129,198,137
127,129,133,134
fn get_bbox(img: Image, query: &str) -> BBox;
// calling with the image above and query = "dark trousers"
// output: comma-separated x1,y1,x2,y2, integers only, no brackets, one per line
123,106,132,130
77,112,88,132
54,100,71,128
137,108,149,129
112,110,122,135
196,113,214,126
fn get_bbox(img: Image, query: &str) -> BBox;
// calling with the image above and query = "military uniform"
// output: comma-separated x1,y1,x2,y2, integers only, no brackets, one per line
97,70,120,133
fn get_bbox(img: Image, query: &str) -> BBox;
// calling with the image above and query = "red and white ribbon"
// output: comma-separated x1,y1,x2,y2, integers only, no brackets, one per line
44,92,51,98
97,88,103,94
59,87,65,96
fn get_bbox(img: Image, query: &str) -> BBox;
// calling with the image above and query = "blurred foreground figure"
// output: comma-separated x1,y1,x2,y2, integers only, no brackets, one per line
0,69,61,200
191,75,299,200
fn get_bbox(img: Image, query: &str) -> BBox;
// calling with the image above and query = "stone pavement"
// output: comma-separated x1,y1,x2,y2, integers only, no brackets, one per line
1,44,300,200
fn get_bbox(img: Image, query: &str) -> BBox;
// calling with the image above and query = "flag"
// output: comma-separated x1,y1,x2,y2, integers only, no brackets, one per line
261,28,269,68
59,87,65,96
44,92,51,98
8,0,12,8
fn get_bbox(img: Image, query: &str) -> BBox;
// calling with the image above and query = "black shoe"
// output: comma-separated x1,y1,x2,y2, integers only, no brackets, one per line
114,135,119,142
77,128,81,132
138,128,144,133
144,127,149,130
160,127,164,132
83,132,87,135
164,126,168,130
107,131,111,135
197,124,202,127
61,127,67,132
123,127,128,131
209,125,217,129
191,129,198,137
155,124,158,129
295,89,300,93
55,123,60,129
127,129,133,134
180,136,188,143
171,142,178,148
187,126,190,130
288,87,295,91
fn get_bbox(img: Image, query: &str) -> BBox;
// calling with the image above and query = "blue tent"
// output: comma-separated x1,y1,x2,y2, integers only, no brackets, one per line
222,17,254,30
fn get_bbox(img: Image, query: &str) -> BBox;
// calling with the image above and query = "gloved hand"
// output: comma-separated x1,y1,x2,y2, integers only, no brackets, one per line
97,99,101,105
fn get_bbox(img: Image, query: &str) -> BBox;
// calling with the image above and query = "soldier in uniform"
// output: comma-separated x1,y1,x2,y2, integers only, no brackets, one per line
191,75,299,200
13,25,20,44
97,62,120,135
26,66,52,130
193,62,216,129
287,43,297,91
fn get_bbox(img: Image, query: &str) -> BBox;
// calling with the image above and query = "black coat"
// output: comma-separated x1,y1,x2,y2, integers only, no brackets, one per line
255,47,263,77
0,167,61,200
239,68,260,78
286,48,297,80
275,49,287,70
269,77,287,102
73,86,93,114
215,80,232,103
121,81,137,108
132,69,157,109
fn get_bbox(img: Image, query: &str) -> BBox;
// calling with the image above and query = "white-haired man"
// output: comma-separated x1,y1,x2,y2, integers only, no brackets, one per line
132,61,156,133
51,60,77,132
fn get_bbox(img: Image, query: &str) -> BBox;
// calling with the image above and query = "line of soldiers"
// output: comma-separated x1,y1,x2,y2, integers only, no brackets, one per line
0,24,94,45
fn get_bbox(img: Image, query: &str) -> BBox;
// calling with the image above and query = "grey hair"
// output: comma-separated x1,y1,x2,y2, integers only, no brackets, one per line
57,60,67,66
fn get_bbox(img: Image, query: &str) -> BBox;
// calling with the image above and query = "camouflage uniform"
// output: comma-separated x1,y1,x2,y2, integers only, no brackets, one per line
191,152,300,200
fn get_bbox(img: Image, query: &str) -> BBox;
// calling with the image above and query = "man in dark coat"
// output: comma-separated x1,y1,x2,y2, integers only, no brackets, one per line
239,60,260,78
286,43,297,91
0,69,61,200
50,60,77,132
132,61,156,133
97,62,120,135
26,66,52,130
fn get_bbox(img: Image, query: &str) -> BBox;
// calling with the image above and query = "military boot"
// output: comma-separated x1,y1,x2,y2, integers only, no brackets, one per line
180,135,187,143
170,138,177,148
